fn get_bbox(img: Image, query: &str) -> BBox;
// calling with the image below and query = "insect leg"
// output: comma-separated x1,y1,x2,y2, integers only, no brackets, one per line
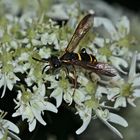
71,65,77,94
32,57,50,73
42,65,50,74
63,65,77,94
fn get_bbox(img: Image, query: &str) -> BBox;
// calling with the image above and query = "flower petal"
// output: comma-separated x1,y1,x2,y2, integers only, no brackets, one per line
1,81,6,98
29,119,36,132
114,97,126,108
76,109,92,135
45,102,58,113
133,76,140,87
3,119,19,134
8,131,21,140
99,116,123,139
63,91,73,105
47,4,69,20
96,109,123,139
108,113,128,127
50,88,63,107
95,86,108,99
0,74,4,88
107,87,120,100
41,33,49,45
94,17,119,40
128,51,137,82
127,98,136,107
109,56,128,74
74,89,90,105
39,84,46,97
133,89,140,97
116,16,130,38
31,108,46,125
93,37,105,47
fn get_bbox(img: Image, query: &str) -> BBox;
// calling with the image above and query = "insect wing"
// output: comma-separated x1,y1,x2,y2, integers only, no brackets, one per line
65,13,94,52
74,60,116,77
88,62,117,77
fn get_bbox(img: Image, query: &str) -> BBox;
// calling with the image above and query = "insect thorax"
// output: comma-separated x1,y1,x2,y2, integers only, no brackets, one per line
60,52,79,62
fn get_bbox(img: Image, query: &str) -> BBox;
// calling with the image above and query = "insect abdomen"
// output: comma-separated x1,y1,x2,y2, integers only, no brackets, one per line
61,52,97,64
78,52,97,63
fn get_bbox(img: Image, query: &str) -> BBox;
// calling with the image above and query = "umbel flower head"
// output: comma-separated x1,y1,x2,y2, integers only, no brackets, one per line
0,0,140,139
99,51,140,108
12,84,58,132
110,51,140,108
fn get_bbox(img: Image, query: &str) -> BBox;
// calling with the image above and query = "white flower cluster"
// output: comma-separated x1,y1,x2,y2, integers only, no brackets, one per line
0,1,140,139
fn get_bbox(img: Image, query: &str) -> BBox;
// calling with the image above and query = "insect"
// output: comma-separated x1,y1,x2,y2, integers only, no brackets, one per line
33,12,116,84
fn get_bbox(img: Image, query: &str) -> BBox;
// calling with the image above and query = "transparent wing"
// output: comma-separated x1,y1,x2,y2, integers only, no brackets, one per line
66,13,94,52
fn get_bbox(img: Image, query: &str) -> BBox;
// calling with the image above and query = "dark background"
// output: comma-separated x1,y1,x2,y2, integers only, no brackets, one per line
104,0,140,12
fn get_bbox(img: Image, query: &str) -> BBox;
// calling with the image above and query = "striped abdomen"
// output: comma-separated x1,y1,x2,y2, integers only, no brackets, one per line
60,52,97,63
78,52,97,63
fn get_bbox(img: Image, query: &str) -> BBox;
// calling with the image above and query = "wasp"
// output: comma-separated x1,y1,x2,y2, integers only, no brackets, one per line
33,13,116,86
